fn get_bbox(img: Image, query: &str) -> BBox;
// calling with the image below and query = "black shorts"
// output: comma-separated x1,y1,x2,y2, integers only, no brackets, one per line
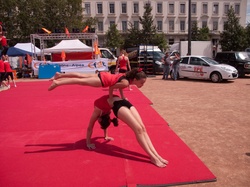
119,69,127,73
3,72,14,80
112,99,133,117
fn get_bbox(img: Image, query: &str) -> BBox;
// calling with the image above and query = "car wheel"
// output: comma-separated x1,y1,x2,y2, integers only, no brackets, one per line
210,72,222,83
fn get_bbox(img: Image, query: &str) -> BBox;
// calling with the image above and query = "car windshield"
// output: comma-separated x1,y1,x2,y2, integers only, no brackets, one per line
141,51,164,61
236,52,250,60
201,57,219,65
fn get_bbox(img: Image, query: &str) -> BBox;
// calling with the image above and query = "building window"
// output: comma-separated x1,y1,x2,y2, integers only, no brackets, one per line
213,21,218,30
213,4,219,14
97,3,103,14
85,3,91,14
202,21,207,28
169,39,174,45
235,4,240,15
224,4,229,15
169,3,174,14
98,21,103,32
122,21,127,32
134,21,139,30
157,3,163,14
180,3,185,14
180,20,185,31
202,3,208,14
133,2,139,13
110,21,115,27
109,3,115,14
169,20,174,31
121,3,127,14
157,21,163,31
191,3,196,14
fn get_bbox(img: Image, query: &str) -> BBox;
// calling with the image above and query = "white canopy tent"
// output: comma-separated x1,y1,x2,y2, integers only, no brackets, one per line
14,43,41,54
43,39,93,53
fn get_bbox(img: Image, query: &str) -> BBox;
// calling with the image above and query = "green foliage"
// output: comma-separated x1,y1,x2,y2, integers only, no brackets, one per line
245,23,250,48
122,3,167,50
139,4,157,45
105,24,123,50
0,0,83,45
220,6,247,51
191,22,210,41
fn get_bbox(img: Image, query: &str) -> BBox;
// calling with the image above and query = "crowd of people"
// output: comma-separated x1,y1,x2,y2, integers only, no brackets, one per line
0,54,16,89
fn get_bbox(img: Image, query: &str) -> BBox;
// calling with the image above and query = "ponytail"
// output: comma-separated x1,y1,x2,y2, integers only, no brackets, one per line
98,114,119,129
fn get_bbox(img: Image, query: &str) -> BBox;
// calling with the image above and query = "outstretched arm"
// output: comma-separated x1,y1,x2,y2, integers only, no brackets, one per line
109,80,129,99
86,107,101,149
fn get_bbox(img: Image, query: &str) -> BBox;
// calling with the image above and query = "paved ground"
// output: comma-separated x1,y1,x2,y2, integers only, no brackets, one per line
1,76,250,187
140,75,250,187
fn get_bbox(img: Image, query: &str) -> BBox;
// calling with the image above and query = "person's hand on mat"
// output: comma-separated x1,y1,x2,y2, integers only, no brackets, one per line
104,136,114,141
87,143,96,150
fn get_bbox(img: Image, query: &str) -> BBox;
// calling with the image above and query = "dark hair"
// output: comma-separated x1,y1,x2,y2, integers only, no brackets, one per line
98,114,119,129
125,68,147,80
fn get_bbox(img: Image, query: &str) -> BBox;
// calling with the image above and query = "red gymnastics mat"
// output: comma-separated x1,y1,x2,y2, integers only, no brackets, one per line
0,81,216,187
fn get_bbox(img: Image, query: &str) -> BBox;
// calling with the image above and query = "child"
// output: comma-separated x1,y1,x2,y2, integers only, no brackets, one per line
48,68,146,99
86,95,168,168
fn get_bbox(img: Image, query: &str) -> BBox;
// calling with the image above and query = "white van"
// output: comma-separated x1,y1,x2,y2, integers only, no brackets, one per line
100,48,117,73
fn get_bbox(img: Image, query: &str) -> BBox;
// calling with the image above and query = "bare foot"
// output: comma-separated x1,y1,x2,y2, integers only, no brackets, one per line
151,158,167,168
50,72,61,81
48,80,58,91
157,156,169,165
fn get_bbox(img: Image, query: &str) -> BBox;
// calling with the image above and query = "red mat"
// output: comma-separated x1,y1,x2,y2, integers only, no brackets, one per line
0,81,216,187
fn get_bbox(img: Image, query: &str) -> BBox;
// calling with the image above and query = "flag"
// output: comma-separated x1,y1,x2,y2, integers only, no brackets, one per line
94,41,100,55
65,27,70,37
42,27,51,34
82,26,89,33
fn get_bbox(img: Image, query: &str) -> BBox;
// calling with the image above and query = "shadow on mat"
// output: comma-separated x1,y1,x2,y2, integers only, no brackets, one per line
24,137,150,164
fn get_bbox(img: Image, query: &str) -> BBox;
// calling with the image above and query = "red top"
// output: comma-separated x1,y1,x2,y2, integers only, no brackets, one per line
0,60,5,72
4,61,12,72
0,36,7,47
118,55,128,70
94,95,119,114
99,72,127,87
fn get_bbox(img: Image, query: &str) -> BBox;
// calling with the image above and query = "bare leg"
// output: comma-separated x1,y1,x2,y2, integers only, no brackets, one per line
48,77,102,91
117,107,167,168
129,107,168,164
50,72,97,80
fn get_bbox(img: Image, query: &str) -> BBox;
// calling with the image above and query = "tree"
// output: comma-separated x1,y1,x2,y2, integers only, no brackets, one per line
191,22,199,41
123,3,167,50
123,22,141,49
0,0,84,45
220,6,247,51
139,4,157,45
104,24,123,51
198,27,210,41
245,23,250,48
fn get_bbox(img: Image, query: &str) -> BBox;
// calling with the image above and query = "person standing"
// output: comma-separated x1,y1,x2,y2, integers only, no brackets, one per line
115,49,131,73
162,52,171,80
3,55,16,88
170,52,181,81
115,50,132,90
0,56,8,88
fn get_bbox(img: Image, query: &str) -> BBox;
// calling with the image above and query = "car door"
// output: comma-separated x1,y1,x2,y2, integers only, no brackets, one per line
178,57,190,77
186,57,208,79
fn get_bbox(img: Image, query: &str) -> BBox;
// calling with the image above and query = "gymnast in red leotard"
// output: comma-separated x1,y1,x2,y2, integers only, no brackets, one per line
86,94,168,168
48,68,147,99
